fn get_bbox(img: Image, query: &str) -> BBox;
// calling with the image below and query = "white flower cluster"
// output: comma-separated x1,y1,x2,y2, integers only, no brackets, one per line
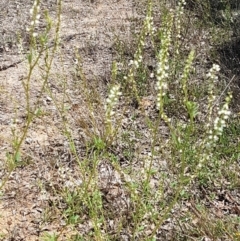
128,5,154,70
176,0,186,40
206,64,220,79
124,40,143,96
124,2,154,94
144,1,155,35
207,64,228,143
155,15,173,111
129,55,143,69
206,64,220,123
198,93,232,169
177,0,186,14
181,50,195,104
105,85,122,123
195,64,232,170
145,15,155,34
207,64,232,144
211,94,232,141
26,0,41,37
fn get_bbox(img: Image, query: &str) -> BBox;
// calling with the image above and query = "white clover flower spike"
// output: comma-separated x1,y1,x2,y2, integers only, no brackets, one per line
105,84,122,123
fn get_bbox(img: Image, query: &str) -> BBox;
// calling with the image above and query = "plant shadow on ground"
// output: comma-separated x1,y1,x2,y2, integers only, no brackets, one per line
218,37,240,113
